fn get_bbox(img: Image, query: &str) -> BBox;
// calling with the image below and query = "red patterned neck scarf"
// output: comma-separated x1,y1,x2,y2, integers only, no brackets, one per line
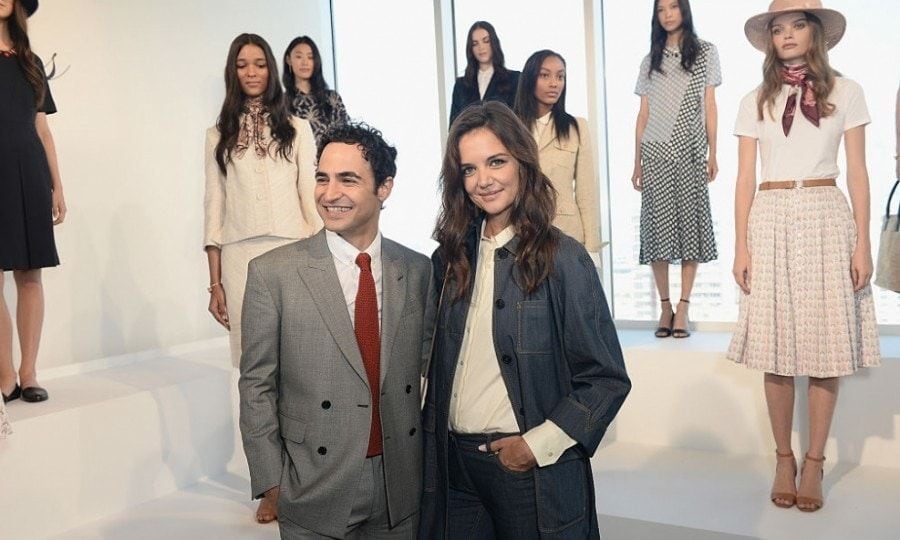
235,96,269,159
781,64,819,136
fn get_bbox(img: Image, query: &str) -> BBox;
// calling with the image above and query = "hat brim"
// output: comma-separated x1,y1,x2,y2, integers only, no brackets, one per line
744,8,846,52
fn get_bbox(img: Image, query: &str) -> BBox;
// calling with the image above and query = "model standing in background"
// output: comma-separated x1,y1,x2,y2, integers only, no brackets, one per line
448,21,520,127
515,49,602,260
632,0,720,338
203,32,321,524
727,0,880,512
1,0,65,407
283,35,349,144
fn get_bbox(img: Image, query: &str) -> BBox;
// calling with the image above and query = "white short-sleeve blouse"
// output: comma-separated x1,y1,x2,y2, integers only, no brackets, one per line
734,77,869,183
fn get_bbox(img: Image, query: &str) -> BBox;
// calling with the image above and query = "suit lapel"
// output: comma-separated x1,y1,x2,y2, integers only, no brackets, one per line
296,232,369,387
379,239,407,386
537,121,557,152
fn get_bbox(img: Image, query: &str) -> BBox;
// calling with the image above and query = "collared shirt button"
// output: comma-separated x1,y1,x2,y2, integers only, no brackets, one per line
548,451,554,457
256,193,264,200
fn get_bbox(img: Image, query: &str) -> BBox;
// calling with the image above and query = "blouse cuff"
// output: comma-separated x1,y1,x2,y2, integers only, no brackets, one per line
522,419,577,467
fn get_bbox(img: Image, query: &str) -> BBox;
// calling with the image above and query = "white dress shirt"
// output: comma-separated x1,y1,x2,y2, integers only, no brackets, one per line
449,224,576,467
325,230,383,325
477,66,494,100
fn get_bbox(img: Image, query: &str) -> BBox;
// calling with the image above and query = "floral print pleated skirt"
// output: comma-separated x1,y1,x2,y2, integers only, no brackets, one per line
727,186,881,377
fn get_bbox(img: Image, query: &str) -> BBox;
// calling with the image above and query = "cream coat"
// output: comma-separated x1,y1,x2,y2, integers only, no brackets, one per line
537,117,602,252
204,116,322,248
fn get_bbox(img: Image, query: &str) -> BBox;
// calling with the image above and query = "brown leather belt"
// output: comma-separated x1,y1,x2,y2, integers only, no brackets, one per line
759,178,836,190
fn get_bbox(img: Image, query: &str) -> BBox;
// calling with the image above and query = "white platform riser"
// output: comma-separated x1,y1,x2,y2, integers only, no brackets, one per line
0,368,233,539
611,346,899,469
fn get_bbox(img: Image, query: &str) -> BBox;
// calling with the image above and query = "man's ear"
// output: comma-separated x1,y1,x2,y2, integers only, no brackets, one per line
377,177,394,202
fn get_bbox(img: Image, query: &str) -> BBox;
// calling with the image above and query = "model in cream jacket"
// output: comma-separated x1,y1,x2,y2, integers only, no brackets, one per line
204,116,322,248
536,117,601,252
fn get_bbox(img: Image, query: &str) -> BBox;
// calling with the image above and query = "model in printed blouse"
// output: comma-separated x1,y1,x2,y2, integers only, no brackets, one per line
419,102,630,539
283,35,349,144
727,0,880,512
514,49,602,259
448,21,520,128
203,33,321,524
1,0,65,409
631,0,720,339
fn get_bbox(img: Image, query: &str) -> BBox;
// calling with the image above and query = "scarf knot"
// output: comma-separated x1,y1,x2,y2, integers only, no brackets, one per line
235,96,269,159
780,65,819,136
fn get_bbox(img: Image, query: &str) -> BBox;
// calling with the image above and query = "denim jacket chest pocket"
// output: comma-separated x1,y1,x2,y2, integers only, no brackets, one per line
516,300,554,354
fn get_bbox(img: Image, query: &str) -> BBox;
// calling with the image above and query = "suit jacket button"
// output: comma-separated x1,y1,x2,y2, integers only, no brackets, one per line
409,428,417,436
501,355,512,364
495,299,505,309
498,250,508,259
519,407,525,415
317,446,327,455
321,400,331,409
405,385,412,394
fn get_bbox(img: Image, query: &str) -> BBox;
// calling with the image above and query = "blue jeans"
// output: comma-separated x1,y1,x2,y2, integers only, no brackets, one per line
447,432,539,540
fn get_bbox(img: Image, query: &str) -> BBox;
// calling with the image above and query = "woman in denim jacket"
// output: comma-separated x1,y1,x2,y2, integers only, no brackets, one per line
419,102,630,539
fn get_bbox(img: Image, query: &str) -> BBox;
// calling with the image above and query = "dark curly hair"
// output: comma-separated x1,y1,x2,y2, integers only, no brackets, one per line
317,122,397,190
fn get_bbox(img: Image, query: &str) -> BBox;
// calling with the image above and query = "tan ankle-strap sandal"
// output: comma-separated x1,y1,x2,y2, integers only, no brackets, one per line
797,454,825,512
771,450,797,508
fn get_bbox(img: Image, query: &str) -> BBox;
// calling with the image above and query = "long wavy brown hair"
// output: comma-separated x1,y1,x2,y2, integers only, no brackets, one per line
6,1,46,105
435,102,557,301
756,12,837,121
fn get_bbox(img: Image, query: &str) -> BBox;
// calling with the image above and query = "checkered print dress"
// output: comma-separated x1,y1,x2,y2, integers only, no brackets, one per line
637,42,718,265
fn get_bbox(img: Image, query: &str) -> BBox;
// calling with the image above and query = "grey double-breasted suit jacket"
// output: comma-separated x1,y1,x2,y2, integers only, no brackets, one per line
239,230,434,538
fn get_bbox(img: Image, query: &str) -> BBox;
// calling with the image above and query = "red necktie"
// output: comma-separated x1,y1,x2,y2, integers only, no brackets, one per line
355,253,382,457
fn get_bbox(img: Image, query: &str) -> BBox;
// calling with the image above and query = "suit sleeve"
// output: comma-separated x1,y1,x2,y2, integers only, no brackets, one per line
239,259,284,499
449,79,464,128
295,119,323,236
574,118,602,252
546,244,631,455
203,128,225,249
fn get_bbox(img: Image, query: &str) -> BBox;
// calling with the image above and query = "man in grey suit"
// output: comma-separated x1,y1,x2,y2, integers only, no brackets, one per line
239,122,433,539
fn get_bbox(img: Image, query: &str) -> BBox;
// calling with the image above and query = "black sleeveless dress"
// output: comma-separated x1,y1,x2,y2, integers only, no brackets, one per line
0,52,59,271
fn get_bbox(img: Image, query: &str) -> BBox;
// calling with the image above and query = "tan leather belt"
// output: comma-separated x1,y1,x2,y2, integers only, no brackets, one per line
759,179,836,190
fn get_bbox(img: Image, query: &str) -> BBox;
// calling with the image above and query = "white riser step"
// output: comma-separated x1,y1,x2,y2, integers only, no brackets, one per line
0,342,235,539
611,331,900,469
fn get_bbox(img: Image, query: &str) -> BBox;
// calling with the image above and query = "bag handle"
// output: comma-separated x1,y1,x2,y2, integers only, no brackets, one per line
884,179,900,232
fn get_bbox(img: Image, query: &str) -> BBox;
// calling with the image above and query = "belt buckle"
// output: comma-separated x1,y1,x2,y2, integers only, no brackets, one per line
793,180,804,189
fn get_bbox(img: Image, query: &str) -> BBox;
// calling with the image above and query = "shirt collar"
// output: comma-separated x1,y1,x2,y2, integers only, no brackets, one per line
479,221,515,249
325,229,382,267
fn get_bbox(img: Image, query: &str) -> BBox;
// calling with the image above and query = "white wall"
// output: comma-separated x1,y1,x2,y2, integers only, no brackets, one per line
3,1,333,369
331,0,444,256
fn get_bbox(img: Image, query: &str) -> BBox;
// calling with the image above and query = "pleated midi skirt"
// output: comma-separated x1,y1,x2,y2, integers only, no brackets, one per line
727,186,881,377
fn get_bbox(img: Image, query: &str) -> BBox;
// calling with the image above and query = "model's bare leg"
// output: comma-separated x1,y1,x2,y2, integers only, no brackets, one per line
0,273,17,396
674,260,699,333
765,373,797,507
651,261,673,335
13,270,43,389
798,377,838,511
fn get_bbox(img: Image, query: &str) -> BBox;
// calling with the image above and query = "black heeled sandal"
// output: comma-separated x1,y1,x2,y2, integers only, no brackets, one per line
655,298,674,338
672,298,691,338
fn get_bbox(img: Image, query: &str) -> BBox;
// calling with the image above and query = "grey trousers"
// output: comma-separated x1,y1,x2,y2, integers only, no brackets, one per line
279,455,418,539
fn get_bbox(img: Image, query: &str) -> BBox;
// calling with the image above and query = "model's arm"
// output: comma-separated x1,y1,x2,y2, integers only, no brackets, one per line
239,259,284,499
632,96,649,191
204,129,229,328
705,86,719,181
895,84,899,179
733,136,758,294
844,125,872,291
295,119,323,235
35,112,66,224
574,119,602,252
449,79,464,128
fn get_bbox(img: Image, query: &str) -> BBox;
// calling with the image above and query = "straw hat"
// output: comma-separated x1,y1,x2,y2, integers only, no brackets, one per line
744,0,846,51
